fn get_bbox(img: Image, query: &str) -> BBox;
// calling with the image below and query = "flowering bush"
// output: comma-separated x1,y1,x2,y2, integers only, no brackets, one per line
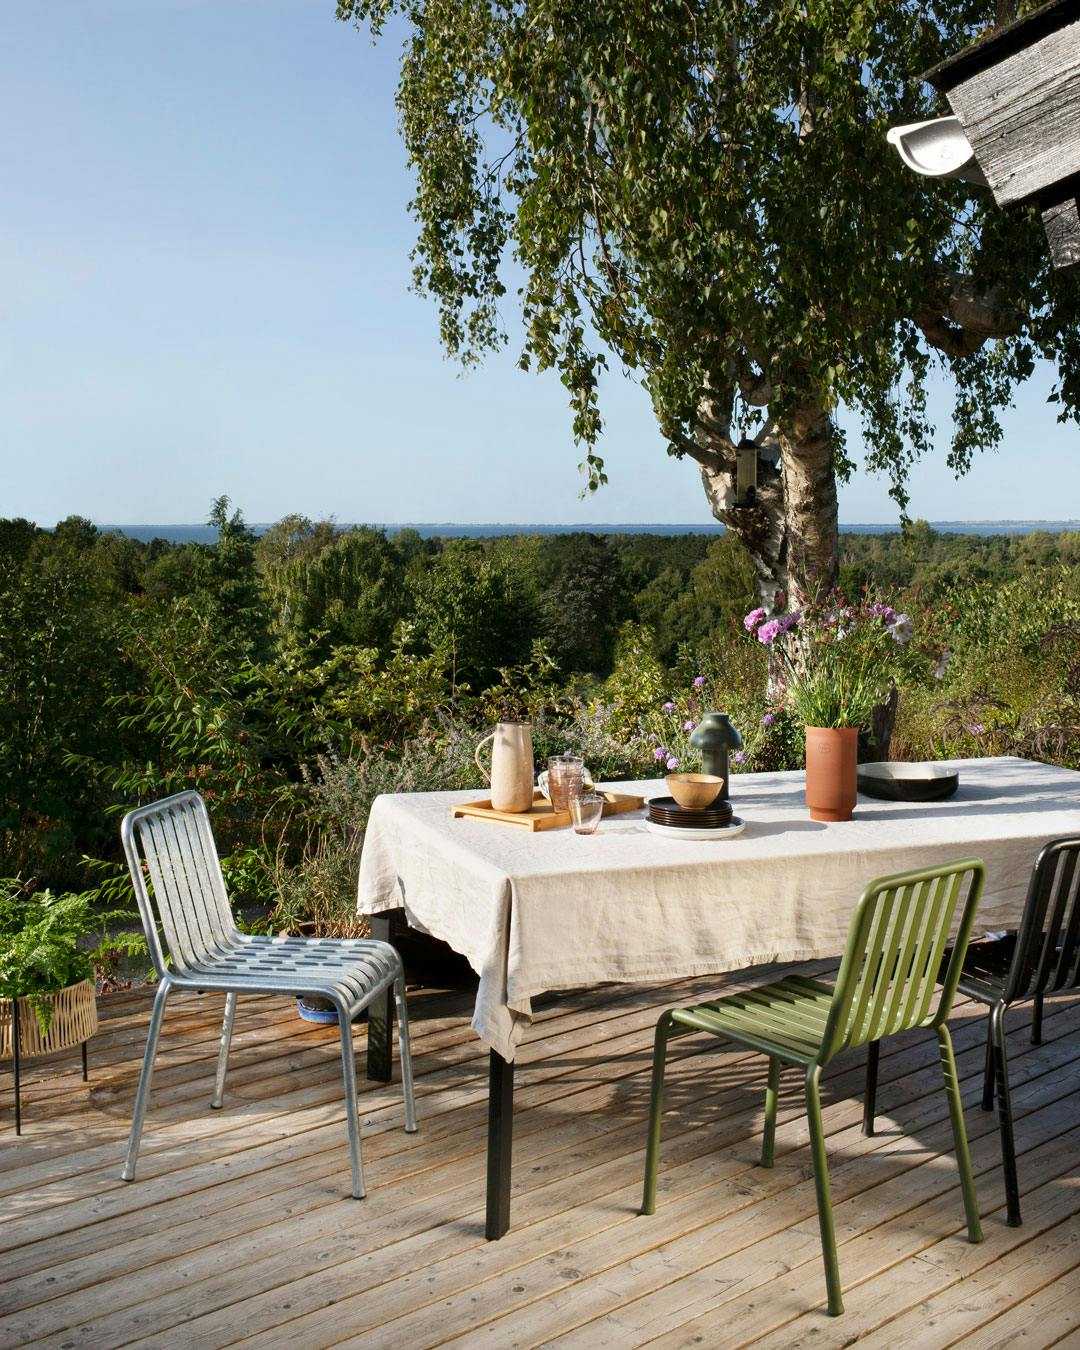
634,672,724,772
744,592,947,731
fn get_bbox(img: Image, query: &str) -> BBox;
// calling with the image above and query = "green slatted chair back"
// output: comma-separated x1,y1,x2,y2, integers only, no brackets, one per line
818,858,985,1067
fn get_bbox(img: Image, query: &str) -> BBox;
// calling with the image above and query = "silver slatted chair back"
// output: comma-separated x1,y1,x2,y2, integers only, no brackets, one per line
121,790,238,979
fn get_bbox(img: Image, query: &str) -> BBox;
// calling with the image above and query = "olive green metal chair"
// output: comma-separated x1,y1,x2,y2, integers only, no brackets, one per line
641,858,986,1317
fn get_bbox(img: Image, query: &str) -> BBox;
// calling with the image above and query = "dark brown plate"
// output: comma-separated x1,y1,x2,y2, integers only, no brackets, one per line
647,796,733,827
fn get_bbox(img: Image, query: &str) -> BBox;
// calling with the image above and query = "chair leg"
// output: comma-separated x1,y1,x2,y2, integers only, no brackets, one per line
121,980,171,1182
393,974,417,1134
338,1000,366,1199
937,1025,983,1244
210,992,236,1110
863,1040,880,1137
990,1003,1021,1227
641,1013,674,1216
805,1065,843,1317
761,1057,780,1167
981,1017,995,1112
1031,992,1043,1046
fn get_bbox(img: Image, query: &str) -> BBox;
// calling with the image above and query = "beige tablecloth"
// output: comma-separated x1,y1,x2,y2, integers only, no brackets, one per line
357,756,1080,1060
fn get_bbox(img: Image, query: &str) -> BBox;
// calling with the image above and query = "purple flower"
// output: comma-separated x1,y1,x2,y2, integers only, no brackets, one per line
757,612,798,645
871,602,897,623
684,719,696,732
761,712,775,727
666,756,679,771
732,750,748,765
693,675,706,688
757,618,782,645
743,607,767,632
662,700,675,713
652,746,666,761
971,722,986,735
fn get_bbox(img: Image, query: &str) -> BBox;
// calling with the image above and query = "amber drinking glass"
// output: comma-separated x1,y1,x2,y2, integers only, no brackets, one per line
547,755,585,812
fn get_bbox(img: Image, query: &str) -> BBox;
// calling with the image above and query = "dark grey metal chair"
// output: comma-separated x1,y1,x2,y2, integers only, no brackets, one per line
864,836,1080,1227
120,790,416,1198
957,836,1080,1226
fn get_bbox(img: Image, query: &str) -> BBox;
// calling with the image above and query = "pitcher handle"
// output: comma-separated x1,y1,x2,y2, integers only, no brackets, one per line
474,732,495,785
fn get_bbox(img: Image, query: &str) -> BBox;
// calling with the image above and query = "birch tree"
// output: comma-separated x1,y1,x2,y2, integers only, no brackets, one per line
337,0,1080,611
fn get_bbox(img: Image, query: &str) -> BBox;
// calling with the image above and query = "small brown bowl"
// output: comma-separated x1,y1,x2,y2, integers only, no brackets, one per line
664,773,724,809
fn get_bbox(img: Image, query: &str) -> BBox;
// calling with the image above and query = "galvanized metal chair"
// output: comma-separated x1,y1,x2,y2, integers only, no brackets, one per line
641,858,985,1317
120,790,416,1199
946,836,1080,1227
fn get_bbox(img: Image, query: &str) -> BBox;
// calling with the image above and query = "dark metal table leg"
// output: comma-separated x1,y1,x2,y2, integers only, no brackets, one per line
366,914,394,1083
12,998,22,1136
81,1039,89,1082
486,1050,514,1239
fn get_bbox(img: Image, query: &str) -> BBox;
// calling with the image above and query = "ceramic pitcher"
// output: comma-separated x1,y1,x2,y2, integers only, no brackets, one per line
475,721,535,813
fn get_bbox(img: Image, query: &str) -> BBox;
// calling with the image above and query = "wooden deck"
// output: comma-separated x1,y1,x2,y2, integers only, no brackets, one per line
1,965,1077,1349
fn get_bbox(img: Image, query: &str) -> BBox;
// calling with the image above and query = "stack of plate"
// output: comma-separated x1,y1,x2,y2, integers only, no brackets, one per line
645,796,745,840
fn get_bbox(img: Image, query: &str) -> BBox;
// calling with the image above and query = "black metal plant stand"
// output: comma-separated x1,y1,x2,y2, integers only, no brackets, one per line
6,996,91,1136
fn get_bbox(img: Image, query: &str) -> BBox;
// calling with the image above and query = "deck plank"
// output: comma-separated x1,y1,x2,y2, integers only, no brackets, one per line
0,975,1075,1350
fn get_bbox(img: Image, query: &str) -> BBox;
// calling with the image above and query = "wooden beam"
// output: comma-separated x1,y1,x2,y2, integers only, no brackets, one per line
943,17,1080,208
923,0,1080,91
1042,196,1080,274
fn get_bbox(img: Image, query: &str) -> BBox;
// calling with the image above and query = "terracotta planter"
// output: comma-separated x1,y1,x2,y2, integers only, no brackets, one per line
805,727,859,822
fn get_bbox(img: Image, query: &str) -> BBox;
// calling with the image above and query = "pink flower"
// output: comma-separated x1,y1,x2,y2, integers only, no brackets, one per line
652,747,666,761
761,712,775,726
683,719,695,732
757,618,782,645
744,607,767,632
666,756,679,771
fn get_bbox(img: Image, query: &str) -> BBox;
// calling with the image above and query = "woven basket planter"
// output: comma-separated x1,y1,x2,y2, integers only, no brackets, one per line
0,979,98,1059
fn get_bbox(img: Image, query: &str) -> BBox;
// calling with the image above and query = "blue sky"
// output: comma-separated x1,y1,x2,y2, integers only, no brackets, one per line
2,2,1075,527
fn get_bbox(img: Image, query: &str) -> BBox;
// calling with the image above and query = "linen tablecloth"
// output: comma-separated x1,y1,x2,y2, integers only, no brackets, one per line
357,756,1080,1060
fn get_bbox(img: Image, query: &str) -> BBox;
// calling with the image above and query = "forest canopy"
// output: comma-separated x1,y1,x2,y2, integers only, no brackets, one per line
3,506,1080,939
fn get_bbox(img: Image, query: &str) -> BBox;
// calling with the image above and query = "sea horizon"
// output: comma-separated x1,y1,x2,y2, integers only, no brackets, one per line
84,519,1080,544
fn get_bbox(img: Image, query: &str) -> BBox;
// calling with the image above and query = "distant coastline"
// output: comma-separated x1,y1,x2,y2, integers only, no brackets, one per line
91,520,1080,544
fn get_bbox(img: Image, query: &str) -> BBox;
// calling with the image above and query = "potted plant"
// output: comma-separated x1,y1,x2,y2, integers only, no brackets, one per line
744,596,940,822
0,880,141,1079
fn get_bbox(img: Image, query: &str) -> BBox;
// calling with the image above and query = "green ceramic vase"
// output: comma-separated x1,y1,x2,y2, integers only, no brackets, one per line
689,712,743,798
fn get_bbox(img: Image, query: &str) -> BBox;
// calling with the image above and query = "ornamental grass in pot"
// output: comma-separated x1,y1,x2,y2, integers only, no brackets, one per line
745,595,941,822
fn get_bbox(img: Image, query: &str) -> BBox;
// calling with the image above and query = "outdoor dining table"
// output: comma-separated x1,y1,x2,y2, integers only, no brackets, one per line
357,755,1080,1239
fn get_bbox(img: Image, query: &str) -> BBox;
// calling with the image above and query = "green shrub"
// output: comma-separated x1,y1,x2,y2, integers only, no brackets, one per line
0,880,144,1034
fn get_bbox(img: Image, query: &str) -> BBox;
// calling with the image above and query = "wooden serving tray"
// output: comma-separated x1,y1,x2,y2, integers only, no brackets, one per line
452,788,644,831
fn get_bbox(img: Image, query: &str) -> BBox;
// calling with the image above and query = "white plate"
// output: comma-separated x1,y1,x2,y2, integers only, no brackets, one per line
646,816,746,841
